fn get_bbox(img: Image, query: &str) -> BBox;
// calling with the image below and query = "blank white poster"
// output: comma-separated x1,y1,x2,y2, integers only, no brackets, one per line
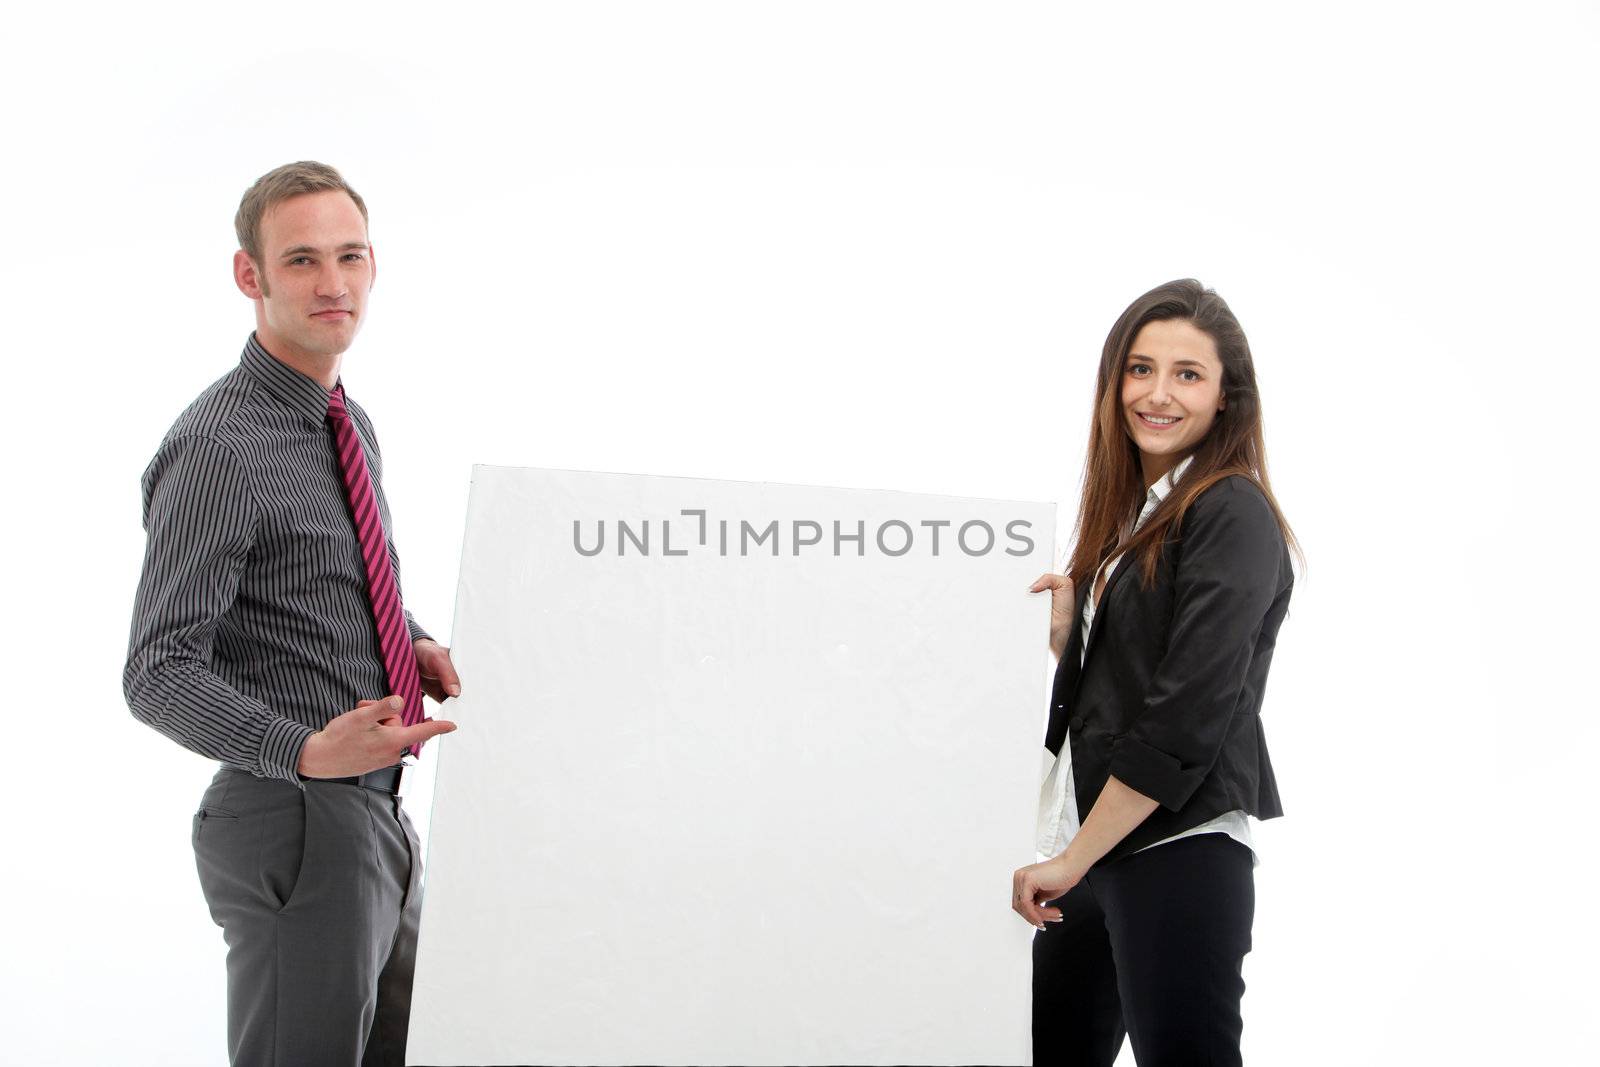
407,466,1055,1066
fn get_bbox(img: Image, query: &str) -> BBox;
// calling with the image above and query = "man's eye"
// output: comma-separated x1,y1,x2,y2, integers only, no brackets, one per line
290,257,311,266
342,253,365,262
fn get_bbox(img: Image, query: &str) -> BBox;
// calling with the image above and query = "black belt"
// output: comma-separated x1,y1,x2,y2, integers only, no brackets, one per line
313,764,404,794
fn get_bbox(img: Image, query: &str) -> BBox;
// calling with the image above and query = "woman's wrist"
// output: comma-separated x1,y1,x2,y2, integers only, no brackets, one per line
1050,847,1091,886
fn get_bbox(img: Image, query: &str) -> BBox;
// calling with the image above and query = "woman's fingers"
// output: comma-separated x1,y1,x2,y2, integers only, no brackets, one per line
1029,572,1076,594
1013,861,1071,929
1012,868,1046,928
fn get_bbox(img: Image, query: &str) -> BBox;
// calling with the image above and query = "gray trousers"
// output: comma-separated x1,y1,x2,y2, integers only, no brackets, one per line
192,766,423,1066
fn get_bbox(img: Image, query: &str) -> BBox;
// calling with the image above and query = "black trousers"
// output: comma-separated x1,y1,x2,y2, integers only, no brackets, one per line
1033,832,1255,1067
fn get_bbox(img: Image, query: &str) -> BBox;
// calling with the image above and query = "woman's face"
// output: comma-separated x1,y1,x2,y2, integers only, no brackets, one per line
1119,318,1226,482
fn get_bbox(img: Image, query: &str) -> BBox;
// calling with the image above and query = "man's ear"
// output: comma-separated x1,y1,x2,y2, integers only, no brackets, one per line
234,250,266,300
368,241,377,289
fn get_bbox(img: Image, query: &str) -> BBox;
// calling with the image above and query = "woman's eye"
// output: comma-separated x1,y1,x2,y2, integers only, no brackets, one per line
1128,364,1149,375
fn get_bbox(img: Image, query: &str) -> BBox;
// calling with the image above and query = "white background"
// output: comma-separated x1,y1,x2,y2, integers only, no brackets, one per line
1,1,1592,1064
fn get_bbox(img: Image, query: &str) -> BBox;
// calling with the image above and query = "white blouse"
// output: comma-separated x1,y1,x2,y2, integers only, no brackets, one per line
1035,454,1256,866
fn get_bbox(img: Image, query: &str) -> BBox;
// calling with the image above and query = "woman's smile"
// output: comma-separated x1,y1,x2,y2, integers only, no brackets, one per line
1120,319,1226,483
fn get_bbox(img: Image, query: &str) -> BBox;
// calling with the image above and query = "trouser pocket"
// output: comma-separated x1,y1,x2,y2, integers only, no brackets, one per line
191,772,309,921
256,783,309,914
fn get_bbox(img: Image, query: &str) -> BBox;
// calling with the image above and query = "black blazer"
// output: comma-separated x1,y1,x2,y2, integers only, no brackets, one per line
1045,474,1292,866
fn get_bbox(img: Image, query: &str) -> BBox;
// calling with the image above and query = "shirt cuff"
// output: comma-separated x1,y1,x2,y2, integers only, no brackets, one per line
260,717,317,790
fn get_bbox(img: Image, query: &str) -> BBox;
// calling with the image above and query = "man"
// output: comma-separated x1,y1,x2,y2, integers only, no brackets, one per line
124,161,459,1066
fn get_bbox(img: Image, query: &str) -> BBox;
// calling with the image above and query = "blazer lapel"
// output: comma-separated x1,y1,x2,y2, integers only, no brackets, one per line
1078,552,1137,671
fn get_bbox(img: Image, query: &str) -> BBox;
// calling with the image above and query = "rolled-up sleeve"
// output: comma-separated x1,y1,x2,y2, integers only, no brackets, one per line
1109,480,1286,811
123,434,314,785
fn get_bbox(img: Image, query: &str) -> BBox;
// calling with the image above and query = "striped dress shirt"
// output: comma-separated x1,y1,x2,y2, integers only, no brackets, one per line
124,333,431,788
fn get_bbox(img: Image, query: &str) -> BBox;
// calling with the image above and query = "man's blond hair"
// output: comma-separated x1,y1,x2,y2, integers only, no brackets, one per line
234,160,369,266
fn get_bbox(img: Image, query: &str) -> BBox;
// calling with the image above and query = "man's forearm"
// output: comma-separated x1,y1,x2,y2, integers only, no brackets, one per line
123,655,313,785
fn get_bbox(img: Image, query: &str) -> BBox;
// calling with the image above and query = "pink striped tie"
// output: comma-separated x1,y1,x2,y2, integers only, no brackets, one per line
327,385,425,758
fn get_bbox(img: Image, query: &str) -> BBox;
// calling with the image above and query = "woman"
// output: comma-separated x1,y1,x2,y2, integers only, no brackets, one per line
1014,278,1299,1066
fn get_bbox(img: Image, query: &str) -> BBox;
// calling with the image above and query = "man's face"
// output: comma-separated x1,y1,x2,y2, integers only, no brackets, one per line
235,190,374,361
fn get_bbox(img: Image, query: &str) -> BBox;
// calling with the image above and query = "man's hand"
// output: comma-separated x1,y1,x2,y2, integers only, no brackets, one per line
1011,855,1081,930
1029,572,1076,660
297,697,458,779
415,638,462,704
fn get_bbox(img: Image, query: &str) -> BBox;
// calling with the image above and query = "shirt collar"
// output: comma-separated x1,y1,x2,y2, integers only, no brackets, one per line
239,332,341,429
1146,453,1195,506
1131,453,1194,534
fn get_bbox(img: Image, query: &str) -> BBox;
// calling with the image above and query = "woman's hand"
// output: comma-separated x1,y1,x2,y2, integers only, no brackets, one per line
1029,572,1076,660
1012,854,1083,929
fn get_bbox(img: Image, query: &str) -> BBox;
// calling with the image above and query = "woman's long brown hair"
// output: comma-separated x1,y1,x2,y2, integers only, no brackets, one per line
1065,278,1302,593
